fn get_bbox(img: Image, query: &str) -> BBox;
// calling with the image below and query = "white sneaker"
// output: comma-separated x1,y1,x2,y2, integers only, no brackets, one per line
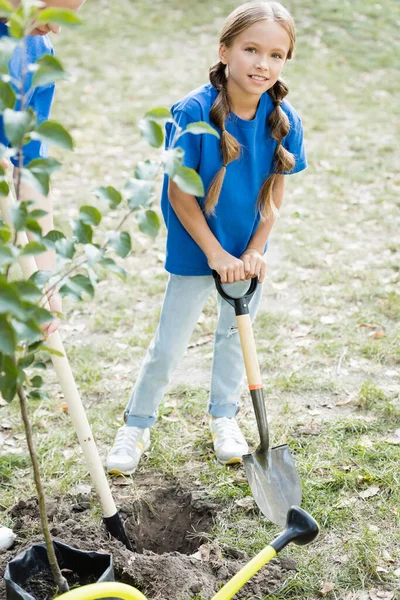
210,417,249,465
106,425,150,475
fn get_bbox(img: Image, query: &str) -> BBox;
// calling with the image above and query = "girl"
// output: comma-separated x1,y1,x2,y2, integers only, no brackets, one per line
107,1,306,474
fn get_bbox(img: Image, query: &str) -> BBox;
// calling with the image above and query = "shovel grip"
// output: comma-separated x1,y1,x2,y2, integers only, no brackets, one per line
236,314,269,451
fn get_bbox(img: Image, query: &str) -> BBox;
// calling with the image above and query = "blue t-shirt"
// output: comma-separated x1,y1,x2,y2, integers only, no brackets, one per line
161,83,307,276
0,22,55,165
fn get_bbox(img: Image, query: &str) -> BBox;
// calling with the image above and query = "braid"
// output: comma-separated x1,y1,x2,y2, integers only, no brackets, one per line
258,79,296,220
205,61,240,215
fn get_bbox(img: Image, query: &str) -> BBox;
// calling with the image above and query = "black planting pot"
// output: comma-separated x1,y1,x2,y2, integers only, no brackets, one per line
4,540,114,600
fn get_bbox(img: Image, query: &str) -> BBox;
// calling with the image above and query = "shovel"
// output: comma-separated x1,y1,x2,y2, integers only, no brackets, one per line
213,272,302,526
55,506,319,600
0,193,132,550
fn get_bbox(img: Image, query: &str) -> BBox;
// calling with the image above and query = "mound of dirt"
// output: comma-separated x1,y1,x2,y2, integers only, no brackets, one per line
0,478,296,600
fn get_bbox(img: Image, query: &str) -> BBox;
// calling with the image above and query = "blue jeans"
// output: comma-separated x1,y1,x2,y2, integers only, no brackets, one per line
125,274,263,428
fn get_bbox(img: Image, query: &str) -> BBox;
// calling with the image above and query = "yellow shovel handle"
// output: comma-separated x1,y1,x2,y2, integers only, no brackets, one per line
56,581,147,600
211,545,277,600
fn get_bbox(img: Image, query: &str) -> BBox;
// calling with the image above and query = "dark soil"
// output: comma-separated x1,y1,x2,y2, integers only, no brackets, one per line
0,474,296,600
24,569,97,600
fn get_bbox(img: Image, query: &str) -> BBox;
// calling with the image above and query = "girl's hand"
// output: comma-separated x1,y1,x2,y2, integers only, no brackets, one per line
42,292,62,337
240,248,267,283
208,249,245,283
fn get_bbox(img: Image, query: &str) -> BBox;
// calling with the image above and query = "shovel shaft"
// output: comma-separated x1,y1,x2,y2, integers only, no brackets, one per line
211,545,277,600
0,195,117,519
236,314,269,451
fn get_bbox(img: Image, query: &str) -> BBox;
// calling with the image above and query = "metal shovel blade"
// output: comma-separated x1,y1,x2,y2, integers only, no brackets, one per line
243,443,302,527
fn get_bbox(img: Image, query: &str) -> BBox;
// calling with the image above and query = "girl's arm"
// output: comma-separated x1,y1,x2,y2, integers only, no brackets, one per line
241,174,285,283
168,180,245,283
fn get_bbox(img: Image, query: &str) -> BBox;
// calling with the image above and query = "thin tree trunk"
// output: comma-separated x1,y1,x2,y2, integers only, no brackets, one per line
17,386,69,594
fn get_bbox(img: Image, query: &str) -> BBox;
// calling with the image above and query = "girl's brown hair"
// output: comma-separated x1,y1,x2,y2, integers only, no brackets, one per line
206,1,296,220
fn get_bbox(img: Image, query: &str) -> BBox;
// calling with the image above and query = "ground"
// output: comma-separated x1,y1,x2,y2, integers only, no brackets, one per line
0,1,399,599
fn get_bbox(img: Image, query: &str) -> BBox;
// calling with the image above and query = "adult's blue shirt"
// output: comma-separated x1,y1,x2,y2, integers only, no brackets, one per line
0,22,55,166
161,83,307,276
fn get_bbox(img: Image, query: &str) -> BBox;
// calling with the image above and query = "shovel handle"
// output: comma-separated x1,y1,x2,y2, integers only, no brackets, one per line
236,314,269,452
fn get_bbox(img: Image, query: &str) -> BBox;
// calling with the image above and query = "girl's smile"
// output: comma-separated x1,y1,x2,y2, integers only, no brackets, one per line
219,20,291,111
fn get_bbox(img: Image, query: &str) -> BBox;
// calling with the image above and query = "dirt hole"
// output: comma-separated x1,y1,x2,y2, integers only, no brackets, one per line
121,485,216,555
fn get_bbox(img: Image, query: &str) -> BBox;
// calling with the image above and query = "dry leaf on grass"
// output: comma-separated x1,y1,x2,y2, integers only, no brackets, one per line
336,497,358,508
335,395,356,406
359,486,380,499
58,402,69,413
235,496,256,511
368,590,394,600
320,581,335,595
112,476,131,486
369,330,385,339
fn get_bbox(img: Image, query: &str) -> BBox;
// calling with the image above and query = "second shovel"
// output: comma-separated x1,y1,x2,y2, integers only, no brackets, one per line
213,272,302,527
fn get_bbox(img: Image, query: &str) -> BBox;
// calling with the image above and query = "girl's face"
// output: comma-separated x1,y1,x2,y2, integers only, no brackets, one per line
219,20,291,102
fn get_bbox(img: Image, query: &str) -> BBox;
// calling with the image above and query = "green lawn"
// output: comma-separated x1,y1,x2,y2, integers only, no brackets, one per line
1,1,399,598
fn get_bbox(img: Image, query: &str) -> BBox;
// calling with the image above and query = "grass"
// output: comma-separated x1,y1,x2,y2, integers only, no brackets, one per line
1,0,400,598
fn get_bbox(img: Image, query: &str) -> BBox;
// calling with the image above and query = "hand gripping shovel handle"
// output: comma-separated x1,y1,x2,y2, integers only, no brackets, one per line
0,194,132,550
213,272,269,452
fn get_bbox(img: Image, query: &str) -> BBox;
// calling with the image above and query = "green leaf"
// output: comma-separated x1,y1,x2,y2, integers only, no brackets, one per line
0,36,17,66
0,280,25,319
72,219,93,244
93,186,122,209
8,13,23,39
0,0,13,16
163,147,184,179
32,54,68,88
134,160,159,180
3,108,36,146
24,157,62,194
19,241,47,256
27,157,62,176
0,245,16,266
18,353,35,369
59,274,94,300
33,361,47,370
25,218,42,235
30,375,43,388
29,270,53,287
0,354,19,402
14,281,41,302
35,7,82,26
55,238,75,259
139,118,164,148
0,81,16,111
124,178,154,209
107,231,131,258
28,389,49,401
185,121,220,138
79,205,102,226
33,121,73,151
0,179,9,197
26,305,53,325
136,209,160,239
99,257,126,280
144,107,172,122
0,223,11,242
84,244,103,266
44,229,65,243
12,318,43,343
0,316,16,354
9,202,28,231
172,165,204,196
29,209,48,219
